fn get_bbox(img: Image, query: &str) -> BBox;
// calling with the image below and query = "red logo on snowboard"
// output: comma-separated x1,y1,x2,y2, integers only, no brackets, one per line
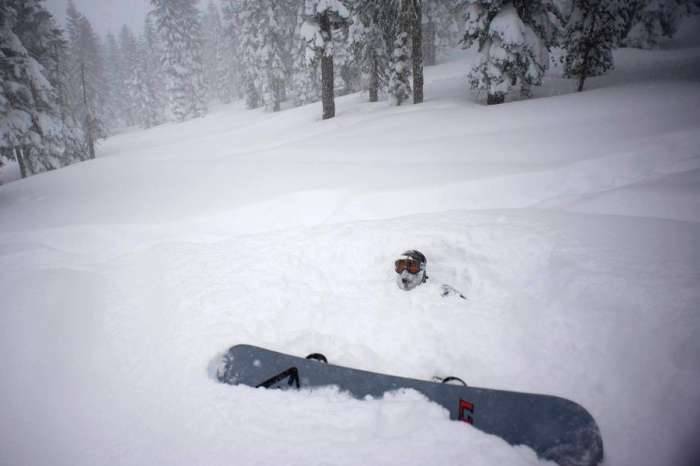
459,399,475,425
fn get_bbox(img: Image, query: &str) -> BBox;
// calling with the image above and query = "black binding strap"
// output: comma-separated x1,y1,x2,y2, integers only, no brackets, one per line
441,376,468,387
305,353,328,363
256,367,300,389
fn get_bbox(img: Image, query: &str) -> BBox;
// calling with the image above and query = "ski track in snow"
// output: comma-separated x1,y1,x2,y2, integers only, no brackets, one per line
2,20,700,466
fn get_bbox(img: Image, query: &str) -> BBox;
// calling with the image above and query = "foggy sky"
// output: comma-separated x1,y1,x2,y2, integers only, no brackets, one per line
45,0,152,36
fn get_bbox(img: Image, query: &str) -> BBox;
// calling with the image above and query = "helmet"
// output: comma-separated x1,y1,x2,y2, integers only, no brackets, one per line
402,250,426,265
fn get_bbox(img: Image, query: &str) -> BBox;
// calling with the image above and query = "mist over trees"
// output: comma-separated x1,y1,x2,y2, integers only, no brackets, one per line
621,0,698,48
1,0,698,178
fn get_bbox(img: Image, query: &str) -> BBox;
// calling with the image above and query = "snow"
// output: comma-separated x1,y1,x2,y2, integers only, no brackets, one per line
490,5,525,46
2,19,700,466
0,160,19,184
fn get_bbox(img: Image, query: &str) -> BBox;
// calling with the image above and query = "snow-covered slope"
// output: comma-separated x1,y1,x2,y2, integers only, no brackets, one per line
2,23,700,466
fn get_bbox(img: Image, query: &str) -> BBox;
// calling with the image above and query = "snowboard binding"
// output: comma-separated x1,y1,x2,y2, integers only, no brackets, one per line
436,376,468,387
305,353,328,363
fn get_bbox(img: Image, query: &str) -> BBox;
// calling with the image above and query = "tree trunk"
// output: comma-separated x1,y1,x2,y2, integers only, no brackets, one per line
320,12,335,120
369,53,378,102
412,0,424,104
273,79,281,112
487,93,504,105
81,63,96,159
577,75,587,92
245,79,259,109
15,147,28,178
423,21,436,66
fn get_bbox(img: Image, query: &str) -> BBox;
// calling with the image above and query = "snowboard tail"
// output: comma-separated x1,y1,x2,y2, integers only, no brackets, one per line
217,344,603,466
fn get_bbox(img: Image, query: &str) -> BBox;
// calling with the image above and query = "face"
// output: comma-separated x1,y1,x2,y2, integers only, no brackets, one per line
395,259,425,291
396,269,425,290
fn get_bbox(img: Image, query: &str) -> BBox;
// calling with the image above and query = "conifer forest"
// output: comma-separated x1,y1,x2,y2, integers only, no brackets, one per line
2,0,699,178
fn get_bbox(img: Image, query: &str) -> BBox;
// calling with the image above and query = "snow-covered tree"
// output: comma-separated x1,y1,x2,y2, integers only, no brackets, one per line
349,0,395,102
561,0,633,92
139,15,165,124
1,0,85,177
65,0,106,157
387,31,411,104
150,0,207,122
254,0,296,112
13,0,87,164
202,1,233,104
235,0,264,108
387,0,412,106
301,0,350,119
351,0,422,105
290,0,321,106
461,0,561,105
122,24,161,129
221,0,247,104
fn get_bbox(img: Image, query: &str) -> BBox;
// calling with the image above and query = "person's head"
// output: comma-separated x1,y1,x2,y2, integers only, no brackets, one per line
395,250,428,291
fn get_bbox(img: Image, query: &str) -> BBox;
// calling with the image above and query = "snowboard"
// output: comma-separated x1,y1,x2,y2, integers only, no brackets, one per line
216,344,603,466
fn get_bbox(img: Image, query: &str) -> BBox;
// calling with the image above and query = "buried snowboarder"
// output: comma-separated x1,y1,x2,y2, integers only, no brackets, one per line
395,249,466,299
214,252,603,466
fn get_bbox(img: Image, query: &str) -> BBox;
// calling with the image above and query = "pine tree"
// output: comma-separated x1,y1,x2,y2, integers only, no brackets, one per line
121,25,161,129
203,1,229,103
13,0,87,164
129,51,160,128
65,0,106,157
291,0,321,106
349,0,396,102
388,0,413,105
561,0,632,91
232,0,263,108
351,0,422,106
1,0,85,177
260,1,294,112
387,30,411,105
204,1,240,104
461,0,561,105
150,0,207,122
141,15,165,123
301,0,350,119
221,0,245,103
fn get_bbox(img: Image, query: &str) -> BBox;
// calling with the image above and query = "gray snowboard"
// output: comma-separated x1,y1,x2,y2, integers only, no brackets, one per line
216,344,603,466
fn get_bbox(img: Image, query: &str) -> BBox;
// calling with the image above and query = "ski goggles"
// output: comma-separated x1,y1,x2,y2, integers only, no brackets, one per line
395,259,422,274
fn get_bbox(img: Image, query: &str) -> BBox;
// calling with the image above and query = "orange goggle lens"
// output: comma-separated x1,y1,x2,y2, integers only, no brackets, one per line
395,259,421,274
